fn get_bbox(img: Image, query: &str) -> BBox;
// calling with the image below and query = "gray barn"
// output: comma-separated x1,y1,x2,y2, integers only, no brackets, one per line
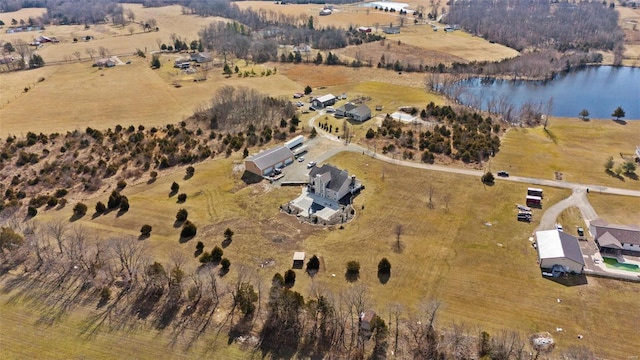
245,146,295,176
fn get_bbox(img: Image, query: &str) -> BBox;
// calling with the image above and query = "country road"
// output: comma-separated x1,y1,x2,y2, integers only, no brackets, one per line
306,111,639,228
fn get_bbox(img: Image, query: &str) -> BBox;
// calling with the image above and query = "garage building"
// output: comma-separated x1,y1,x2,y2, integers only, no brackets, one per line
536,230,585,274
245,146,295,176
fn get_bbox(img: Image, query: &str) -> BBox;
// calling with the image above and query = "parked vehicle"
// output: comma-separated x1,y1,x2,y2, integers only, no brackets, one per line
577,227,585,237
497,170,509,177
307,161,316,168
556,224,563,232
298,157,305,162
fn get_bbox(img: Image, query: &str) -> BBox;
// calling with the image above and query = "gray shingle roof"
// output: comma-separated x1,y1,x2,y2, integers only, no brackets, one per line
337,102,358,113
536,230,584,266
246,146,294,170
592,220,640,246
309,164,350,192
348,104,371,118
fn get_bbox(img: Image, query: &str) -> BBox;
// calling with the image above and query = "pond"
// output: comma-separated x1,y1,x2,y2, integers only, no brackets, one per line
454,66,640,120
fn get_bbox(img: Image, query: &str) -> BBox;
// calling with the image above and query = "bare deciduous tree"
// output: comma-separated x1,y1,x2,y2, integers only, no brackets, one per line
85,47,96,60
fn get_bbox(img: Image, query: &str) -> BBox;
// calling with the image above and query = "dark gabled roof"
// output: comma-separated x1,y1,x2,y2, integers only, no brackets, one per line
347,104,371,118
592,219,640,246
246,146,294,170
309,164,350,192
337,102,357,113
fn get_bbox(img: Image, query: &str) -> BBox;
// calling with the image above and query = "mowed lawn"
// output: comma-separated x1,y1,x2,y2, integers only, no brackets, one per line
12,151,640,359
492,117,640,190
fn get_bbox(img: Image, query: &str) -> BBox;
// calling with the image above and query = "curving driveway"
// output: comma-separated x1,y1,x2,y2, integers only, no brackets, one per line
305,112,640,228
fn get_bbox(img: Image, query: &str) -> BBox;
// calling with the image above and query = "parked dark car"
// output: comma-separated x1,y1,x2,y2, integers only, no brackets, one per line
497,171,509,177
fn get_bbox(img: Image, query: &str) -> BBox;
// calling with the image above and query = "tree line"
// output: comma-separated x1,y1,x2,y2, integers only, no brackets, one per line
0,218,597,359
446,0,625,64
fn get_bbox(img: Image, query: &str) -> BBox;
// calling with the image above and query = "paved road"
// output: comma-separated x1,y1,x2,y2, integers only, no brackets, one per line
302,113,640,232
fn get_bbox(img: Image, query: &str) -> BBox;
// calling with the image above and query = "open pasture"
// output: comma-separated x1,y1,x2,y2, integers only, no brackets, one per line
492,117,640,190
10,150,640,359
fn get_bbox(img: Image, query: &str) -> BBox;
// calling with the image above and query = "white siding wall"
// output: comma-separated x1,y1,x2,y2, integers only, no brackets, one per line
540,257,583,274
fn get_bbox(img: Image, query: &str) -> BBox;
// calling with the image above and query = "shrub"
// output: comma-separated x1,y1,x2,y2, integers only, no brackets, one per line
177,193,187,202
119,196,129,212
378,258,391,274
54,188,68,198
224,228,234,240
211,246,223,262
284,269,296,287
195,241,204,252
140,224,152,236
481,171,495,184
116,180,127,189
47,197,58,207
176,208,188,222
171,182,179,192
100,287,112,301
220,258,231,271
181,220,197,238
107,190,122,209
186,166,195,177
27,206,37,217
366,128,376,139
307,255,320,271
150,170,158,179
199,251,212,263
95,201,106,214
346,261,360,276
272,273,285,287
73,202,88,217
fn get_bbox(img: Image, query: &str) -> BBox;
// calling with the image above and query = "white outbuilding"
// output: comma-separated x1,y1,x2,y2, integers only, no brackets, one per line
244,146,295,176
536,230,585,274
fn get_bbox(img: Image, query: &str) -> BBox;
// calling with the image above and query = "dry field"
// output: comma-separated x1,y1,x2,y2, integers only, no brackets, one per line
617,5,640,66
492,117,640,190
335,39,468,67
4,151,639,359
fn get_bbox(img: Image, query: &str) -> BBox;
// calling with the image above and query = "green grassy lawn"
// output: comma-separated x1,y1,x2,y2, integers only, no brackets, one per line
492,118,640,190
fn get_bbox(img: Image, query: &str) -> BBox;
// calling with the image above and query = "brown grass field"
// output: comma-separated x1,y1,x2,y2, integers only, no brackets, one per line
491,117,640,190
3,151,640,359
1,3,640,359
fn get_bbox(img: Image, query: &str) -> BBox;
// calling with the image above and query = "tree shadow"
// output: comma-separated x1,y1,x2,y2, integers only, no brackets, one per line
228,317,253,345
138,233,150,241
623,172,638,181
183,173,193,181
345,272,359,283
131,287,164,320
392,241,404,254
169,189,178,197
176,198,186,204
147,177,157,185
543,127,558,144
221,238,232,248
377,271,390,284
194,248,203,257
91,212,102,219
69,213,85,222
218,267,230,277
612,119,627,125
116,208,128,217
306,269,318,278
179,234,195,244
173,219,184,228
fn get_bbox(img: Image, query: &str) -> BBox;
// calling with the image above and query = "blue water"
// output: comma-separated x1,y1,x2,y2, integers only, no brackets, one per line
456,66,640,120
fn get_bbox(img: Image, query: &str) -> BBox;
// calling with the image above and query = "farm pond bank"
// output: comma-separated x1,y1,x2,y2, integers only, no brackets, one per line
454,66,640,120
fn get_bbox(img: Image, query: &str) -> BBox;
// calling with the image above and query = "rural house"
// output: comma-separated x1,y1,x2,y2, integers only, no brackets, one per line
383,26,400,34
590,219,640,257
360,310,377,332
308,164,361,203
245,146,295,176
312,94,337,108
335,102,358,117
294,44,311,53
94,58,116,67
346,104,372,122
190,52,212,63
536,230,585,275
